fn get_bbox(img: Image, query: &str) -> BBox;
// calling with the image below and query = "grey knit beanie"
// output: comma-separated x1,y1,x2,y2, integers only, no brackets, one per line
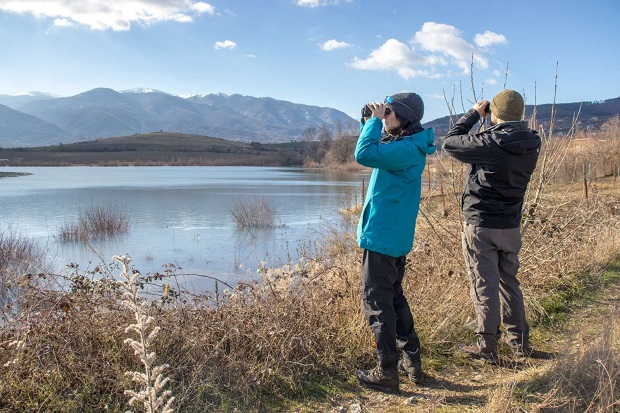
490,89,524,121
387,92,424,124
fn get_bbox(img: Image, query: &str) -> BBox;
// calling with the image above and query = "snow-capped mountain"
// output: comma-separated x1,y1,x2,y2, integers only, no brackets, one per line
0,91,58,109
0,87,357,147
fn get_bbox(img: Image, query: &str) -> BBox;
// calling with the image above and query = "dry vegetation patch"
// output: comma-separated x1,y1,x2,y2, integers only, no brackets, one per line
59,203,131,242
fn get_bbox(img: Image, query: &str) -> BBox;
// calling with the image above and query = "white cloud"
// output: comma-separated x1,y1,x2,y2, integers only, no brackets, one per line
296,0,322,6
428,93,445,99
214,40,236,50
190,2,215,15
413,22,488,72
321,39,351,51
492,69,501,76
351,22,508,80
53,18,74,27
295,0,352,7
350,38,439,80
485,78,498,85
474,31,508,48
0,0,217,31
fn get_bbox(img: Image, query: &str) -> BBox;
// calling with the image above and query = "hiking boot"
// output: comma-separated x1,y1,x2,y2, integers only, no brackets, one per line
356,365,399,394
458,343,498,364
398,359,423,384
501,336,532,357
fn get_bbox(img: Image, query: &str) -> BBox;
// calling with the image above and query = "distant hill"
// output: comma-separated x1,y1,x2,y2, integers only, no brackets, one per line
0,132,303,166
0,91,57,109
1,88,356,147
424,97,620,136
0,104,67,147
1,87,618,149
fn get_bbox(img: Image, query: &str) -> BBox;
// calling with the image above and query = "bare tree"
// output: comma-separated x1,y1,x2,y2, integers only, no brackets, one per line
317,122,334,163
299,126,319,162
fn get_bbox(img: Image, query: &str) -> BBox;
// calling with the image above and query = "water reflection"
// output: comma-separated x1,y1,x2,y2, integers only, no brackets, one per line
0,166,368,293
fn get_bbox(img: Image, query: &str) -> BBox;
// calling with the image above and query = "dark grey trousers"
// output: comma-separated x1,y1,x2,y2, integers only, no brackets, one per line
362,249,421,368
461,223,529,350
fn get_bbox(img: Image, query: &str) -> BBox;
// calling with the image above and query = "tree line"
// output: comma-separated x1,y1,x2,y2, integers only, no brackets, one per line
298,119,359,166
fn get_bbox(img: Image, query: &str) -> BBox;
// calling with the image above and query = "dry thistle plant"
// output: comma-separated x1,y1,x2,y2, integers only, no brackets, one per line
115,255,175,413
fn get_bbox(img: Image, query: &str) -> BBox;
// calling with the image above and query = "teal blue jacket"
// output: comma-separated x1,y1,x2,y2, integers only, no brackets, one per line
355,117,436,258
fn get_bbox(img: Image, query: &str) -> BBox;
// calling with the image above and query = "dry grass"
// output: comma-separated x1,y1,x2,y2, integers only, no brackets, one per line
59,203,131,242
0,121,619,412
0,229,51,323
536,314,620,412
230,196,276,229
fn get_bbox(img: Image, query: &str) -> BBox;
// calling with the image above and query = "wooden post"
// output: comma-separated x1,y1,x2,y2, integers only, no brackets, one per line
440,181,445,210
583,163,589,202
440,180,448,217
361,177,366,202
427,164,431,193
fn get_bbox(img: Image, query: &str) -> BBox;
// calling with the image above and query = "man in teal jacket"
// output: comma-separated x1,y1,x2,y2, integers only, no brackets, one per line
354,92,436,394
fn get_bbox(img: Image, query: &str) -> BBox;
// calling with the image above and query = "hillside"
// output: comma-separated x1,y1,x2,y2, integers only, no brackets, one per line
423,96,620,136
2,88,618,149
0,104,67,147
0,132,304,166
0,88,356,147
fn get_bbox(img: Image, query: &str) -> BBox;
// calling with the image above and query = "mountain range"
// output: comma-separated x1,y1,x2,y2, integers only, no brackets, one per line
0,88,357,147
1,88,619,148
425,97,620,136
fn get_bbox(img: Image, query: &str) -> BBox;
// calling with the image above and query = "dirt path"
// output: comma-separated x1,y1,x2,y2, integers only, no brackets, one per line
294,282,620,413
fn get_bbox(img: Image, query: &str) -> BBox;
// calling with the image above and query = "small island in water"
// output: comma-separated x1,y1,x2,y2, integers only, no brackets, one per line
0,172,32,179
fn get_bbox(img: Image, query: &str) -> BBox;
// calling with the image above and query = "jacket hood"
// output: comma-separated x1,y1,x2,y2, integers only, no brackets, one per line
488,121,540,155
410,128,437,155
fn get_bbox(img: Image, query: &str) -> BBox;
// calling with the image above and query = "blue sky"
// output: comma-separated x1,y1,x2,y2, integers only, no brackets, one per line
0,0,618,122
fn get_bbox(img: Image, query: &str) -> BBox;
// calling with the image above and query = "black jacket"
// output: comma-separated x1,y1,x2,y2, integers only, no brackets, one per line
442,109,541,229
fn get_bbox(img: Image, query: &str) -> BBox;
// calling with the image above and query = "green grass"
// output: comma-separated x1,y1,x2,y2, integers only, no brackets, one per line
538,257,620,326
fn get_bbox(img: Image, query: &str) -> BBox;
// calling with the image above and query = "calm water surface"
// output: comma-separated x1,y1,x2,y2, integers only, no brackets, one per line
0,166,368,292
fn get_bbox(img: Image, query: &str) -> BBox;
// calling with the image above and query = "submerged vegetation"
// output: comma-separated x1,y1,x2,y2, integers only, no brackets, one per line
58,203,131,242
230,196,277,229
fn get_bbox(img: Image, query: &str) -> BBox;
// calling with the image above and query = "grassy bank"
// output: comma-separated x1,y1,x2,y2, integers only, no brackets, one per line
0,136,619,412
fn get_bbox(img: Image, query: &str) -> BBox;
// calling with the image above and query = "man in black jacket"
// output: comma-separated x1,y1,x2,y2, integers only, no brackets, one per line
442,89,541,363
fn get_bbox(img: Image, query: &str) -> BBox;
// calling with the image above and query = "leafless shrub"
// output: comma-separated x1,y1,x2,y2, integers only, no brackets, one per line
0,228,50,321
59,203,131,242
230,196,276,228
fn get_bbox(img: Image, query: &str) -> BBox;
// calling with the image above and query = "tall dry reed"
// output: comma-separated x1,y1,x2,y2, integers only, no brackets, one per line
116,255,174,413
59,203,131,242
230,196,276,228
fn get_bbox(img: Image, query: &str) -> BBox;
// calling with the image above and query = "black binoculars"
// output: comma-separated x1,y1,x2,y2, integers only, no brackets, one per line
361,104,392,118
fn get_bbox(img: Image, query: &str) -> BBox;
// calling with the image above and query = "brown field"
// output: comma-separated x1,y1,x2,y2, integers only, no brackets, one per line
0,132,304,166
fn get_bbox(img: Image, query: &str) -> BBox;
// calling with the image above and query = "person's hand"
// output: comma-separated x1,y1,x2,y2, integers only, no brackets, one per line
473,100,490,117
368,102,387,119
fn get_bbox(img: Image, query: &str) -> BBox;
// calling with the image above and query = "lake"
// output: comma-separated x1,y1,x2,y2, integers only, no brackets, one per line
0,166,368,293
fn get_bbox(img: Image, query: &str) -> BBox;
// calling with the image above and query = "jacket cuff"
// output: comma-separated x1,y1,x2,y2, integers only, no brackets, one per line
464,108,480,122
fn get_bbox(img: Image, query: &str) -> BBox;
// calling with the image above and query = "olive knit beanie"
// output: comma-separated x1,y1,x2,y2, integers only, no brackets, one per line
388,92,424,124
490,89,524,121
